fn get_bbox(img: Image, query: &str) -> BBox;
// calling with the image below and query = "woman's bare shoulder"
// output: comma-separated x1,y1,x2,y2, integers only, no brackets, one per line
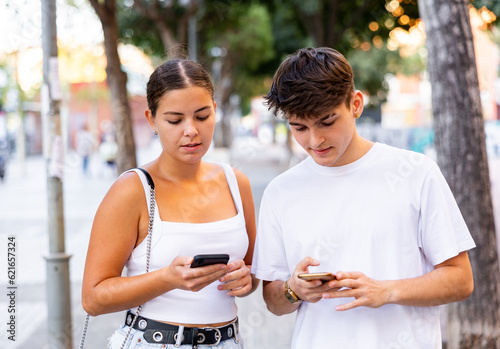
100,171,147,211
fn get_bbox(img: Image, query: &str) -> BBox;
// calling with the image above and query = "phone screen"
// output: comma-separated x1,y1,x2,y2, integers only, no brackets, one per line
190,254,230,268
297,272,335,281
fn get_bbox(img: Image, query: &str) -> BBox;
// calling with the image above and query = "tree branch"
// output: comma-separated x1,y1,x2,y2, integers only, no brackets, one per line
177,0,199,44
132,0,179,53
88,0,104,20
133,0,160,21
296,6,323,46
325,0,339,46
88,0,115,22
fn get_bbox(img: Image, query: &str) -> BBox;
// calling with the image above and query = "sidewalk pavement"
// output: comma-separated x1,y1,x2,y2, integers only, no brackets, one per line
0,138,499,348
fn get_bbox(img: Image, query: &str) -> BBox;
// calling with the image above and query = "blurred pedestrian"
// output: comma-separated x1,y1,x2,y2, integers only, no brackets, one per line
252,47,475,348
98,132,117,176
76,124,93,176
82,59,258,349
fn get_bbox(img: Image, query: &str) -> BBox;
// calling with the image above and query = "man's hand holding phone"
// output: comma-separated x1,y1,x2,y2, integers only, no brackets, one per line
289,257,340,303
298,272,336,282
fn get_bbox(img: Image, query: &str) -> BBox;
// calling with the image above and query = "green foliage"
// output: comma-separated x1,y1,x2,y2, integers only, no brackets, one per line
348,47,392,106
256,0,312,75
234,71,271,115
254,0,422,106
0,64,7,111
267,0,420,50
115,0,499,114
117,1,276,110
471,0,500,47
349,46,425,107
472,0,500,16
207,3,274,70
117,2,165,57
0,60,27,112
397,51,426,76
200,2,275,111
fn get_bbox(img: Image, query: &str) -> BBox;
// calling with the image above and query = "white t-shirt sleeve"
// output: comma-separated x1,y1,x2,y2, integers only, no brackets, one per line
418,162,476,266
251,188,290,282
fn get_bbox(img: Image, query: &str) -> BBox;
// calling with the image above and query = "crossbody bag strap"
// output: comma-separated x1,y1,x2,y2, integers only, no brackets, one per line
136,167,155,190
79,168,156,349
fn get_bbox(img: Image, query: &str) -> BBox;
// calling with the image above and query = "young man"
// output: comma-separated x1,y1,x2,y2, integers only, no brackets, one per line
251,47,475,348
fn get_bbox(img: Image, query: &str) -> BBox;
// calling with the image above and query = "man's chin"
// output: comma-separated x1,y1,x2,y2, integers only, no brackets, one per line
310,152,346,167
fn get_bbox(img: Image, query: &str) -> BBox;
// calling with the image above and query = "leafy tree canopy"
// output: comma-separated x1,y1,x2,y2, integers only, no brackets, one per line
116,0,500,109
202,2,274,70
117,1,169,57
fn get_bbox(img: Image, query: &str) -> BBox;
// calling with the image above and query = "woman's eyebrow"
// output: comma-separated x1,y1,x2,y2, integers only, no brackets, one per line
162,105,212,116
194,106,212,113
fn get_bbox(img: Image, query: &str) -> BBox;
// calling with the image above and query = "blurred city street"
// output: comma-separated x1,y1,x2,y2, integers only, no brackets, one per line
0,0,499,347
0,137,499,348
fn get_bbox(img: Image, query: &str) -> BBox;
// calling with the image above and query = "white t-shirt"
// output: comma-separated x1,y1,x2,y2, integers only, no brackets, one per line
252,143,475,348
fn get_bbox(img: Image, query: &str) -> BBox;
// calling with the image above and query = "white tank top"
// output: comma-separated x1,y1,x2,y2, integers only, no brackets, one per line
125,164,249,324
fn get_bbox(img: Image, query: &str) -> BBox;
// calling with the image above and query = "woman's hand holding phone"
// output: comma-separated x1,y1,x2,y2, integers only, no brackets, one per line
217,259,253,297
190,254,230,268
165,255,229,292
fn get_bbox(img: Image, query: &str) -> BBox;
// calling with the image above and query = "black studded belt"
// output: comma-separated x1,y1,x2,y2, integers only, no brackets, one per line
125,311,238,347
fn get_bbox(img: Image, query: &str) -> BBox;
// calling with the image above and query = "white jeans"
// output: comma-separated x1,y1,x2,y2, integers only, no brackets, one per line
108,325,244,349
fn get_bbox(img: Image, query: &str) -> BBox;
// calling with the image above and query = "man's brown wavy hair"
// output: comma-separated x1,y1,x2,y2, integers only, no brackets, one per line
264,47,354,119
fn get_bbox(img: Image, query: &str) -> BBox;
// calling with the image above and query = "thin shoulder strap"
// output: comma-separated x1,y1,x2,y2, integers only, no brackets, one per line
220,163,244,213
120,167,156,348
134,167,155,189
127,167,160,221
80,167,155,349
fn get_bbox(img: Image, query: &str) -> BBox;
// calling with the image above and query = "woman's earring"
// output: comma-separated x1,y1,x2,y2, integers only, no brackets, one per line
154,130,158,135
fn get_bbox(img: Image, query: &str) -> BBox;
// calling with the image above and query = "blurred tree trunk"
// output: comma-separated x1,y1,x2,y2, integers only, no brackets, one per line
214,52,235,148
419,0,500,347
88,0,136,174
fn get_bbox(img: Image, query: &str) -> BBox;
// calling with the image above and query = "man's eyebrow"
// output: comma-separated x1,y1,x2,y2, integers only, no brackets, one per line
288,114,337,126
314,114,338,124
162,105,211,116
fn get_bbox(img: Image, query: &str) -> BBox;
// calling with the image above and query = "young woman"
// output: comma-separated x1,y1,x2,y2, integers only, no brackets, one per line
82,59,258,349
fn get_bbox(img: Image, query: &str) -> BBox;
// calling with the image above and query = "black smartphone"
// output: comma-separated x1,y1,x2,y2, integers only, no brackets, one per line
190,254,230,268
